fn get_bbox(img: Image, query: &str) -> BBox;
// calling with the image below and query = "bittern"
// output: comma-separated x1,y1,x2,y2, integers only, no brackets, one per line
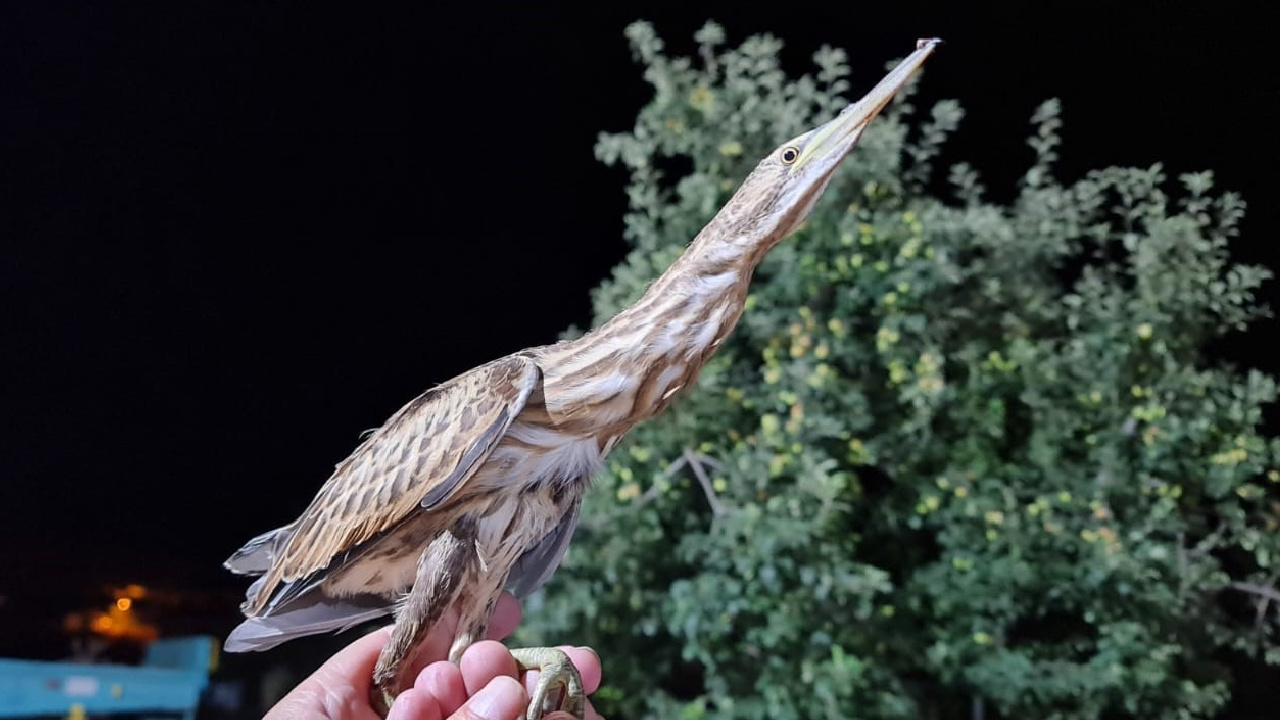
225,38,941,719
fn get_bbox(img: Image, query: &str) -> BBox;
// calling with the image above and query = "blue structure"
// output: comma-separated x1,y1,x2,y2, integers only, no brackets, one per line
0,636,215,719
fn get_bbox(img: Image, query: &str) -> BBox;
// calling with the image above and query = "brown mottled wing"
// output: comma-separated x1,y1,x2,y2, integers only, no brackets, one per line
250,355,540,613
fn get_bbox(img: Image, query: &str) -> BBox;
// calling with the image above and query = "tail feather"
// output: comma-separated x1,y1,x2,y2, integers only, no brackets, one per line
225,526,289,576
224,590,393,652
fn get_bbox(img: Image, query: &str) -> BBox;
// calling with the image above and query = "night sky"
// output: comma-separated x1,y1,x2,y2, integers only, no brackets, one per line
3,0,1277,662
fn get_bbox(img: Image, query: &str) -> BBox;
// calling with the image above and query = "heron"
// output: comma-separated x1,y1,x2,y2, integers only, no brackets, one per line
224,38,941,719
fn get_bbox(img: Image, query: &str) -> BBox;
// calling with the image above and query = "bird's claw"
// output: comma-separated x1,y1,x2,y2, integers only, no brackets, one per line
510,646,586,720
369,686,396,719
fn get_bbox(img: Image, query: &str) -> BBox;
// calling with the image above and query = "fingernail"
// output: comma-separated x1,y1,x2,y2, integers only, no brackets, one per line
468,676,522,720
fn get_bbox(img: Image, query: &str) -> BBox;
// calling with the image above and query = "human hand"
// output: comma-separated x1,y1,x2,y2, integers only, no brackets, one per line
263,592,604,720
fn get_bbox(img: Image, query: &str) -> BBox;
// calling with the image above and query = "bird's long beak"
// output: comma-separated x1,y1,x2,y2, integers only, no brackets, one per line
794,37,943,171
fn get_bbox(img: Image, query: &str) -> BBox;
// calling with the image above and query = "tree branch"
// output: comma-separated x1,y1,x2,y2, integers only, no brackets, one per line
683,447,729,517
1228,581,1280,604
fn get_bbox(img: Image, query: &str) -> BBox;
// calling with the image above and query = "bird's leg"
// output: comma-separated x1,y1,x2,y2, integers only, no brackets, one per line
446,564,587,720
509,646,586,720
370,526,476,718
448,591,498,662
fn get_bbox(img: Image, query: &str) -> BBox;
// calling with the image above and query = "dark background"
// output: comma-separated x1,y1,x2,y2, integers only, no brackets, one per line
2,0,1277,710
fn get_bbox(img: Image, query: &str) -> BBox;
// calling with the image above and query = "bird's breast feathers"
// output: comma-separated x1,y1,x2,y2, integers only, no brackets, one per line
480,419,605,492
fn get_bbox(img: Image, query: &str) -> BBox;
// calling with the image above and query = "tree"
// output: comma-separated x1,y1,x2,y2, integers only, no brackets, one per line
515,21,1280,720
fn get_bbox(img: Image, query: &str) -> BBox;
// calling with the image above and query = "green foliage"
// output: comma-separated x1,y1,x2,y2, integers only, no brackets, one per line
515,21,1280,720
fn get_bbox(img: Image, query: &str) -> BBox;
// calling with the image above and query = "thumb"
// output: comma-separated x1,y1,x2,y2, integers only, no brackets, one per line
308,626,392,691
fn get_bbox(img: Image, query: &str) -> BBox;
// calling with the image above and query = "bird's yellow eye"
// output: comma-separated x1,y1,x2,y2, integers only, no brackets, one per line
780,147,800,165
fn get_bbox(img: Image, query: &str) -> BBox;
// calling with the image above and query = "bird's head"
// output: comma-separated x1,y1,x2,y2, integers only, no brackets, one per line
713,38,941,252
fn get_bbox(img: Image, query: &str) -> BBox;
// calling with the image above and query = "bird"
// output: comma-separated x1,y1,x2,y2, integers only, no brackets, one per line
223,38,941,720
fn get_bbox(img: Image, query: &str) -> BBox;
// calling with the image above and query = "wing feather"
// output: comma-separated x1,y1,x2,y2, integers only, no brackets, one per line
505,492,583,599
243,354,540,615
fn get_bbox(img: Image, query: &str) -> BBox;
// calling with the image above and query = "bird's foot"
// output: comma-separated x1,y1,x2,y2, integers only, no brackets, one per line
510,646,586,720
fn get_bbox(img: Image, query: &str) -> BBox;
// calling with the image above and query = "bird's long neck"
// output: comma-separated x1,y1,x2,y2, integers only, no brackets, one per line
534,218,781,435
607,221,775,353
